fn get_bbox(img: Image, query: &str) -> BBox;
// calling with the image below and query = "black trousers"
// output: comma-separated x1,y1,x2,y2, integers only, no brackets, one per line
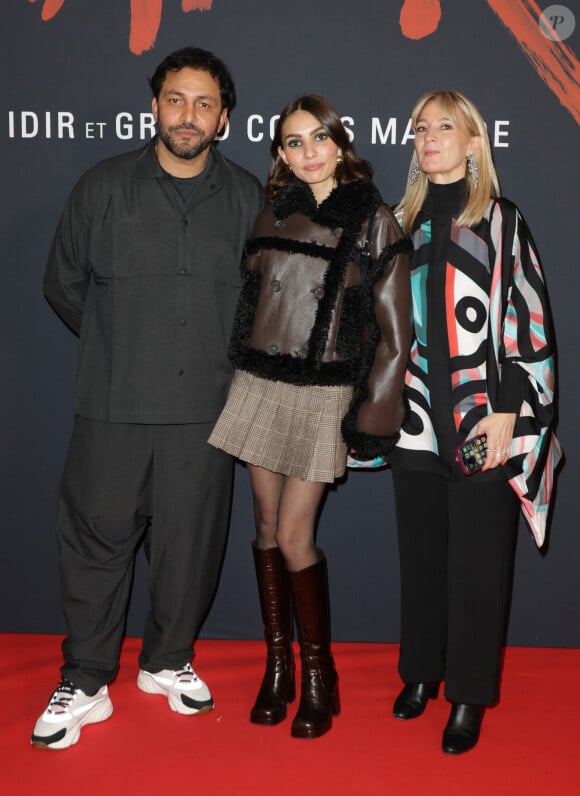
392,467,519,705
56,416,233,694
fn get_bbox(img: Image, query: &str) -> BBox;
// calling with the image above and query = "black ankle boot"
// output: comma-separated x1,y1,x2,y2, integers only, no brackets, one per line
250,545,295,725
442,703,485,754
290,554,340,739
393,682,439,719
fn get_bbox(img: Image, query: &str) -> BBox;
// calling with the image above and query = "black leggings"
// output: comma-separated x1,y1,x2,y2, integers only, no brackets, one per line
392,467,519,705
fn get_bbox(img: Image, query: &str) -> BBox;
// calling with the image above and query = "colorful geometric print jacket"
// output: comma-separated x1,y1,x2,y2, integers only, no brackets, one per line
228,178,413,458
488,198,562,545
397,195,561,545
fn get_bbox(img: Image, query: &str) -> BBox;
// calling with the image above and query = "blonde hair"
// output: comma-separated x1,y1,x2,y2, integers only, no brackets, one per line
397,90,500,233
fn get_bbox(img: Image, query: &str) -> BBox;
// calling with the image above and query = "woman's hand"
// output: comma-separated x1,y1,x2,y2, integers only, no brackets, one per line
477,413,517,470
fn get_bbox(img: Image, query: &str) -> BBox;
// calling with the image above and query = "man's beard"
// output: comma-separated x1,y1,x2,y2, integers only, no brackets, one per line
156,120,220,160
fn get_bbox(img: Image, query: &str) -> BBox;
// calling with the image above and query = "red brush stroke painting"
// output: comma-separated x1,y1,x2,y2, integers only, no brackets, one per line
27,0,213,52
27,0,65,20
399,0,579,126
27,0,579,126
129,1,213,54
182,0,213,9
485,0,580,125
400,0,441,40
129,1,163,55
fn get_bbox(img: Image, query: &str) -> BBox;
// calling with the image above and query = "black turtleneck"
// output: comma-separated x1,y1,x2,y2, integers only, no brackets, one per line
416,180,470,346
418,180,466,467
419,177,468,220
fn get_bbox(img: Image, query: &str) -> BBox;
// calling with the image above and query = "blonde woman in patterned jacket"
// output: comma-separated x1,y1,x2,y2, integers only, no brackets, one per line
390,90,561,755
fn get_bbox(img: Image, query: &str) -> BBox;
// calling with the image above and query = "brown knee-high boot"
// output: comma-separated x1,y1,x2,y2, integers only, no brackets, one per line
250,545,296,725
290,553,340,739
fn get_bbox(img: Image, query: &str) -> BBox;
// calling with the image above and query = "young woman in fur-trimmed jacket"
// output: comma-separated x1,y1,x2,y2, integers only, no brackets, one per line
209,95,412,738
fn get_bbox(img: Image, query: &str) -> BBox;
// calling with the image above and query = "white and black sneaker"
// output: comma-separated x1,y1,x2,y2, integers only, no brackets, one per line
137,663,214,715
31,679,113,750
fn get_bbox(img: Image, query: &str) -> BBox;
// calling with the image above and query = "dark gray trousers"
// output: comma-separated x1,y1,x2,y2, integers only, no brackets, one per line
56,416,233,694
392,467,519,705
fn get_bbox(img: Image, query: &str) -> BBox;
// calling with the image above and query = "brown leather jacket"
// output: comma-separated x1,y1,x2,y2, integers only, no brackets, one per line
229,179,412,457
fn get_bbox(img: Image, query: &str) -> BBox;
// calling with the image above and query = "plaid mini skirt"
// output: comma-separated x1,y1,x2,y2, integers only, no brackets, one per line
208,370,353,483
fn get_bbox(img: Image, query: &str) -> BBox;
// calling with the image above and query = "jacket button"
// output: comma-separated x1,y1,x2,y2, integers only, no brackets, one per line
313,288,325,300
182,218,188,226
274,219,285,230
267,345,279,355
177,368,184,375
179,319,187,326
270,280,281,292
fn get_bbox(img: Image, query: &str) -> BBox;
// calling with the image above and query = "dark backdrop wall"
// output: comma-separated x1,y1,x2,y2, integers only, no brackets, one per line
2,0,578,646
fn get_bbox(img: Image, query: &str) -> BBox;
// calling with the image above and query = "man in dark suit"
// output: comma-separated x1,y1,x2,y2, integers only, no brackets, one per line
32,47,263,750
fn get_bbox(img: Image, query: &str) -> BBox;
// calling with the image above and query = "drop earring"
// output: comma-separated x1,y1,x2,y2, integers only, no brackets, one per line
408,158,421,185
467,153,479,188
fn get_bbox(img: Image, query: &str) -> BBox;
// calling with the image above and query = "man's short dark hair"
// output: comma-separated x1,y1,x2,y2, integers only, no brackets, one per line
148,47,236,111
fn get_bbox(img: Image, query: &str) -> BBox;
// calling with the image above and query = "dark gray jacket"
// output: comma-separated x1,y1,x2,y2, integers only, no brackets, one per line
44,141,263,424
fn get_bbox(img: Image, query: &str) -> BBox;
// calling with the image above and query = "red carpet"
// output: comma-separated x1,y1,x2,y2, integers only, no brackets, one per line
3,634,579,795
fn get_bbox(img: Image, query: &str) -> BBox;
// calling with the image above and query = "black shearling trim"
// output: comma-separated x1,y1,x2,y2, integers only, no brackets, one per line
335,285,364,358
231,345,355,386
374,237,414,275
386,236,414,258
273,179,382,233
342,398,410,458
228,262,262,363
273,179,318,220
246,236,336,261
341,412,401,457
306,225,358,364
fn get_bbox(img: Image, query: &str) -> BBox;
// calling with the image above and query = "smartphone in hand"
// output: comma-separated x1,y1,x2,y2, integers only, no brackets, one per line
456,434,487,475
